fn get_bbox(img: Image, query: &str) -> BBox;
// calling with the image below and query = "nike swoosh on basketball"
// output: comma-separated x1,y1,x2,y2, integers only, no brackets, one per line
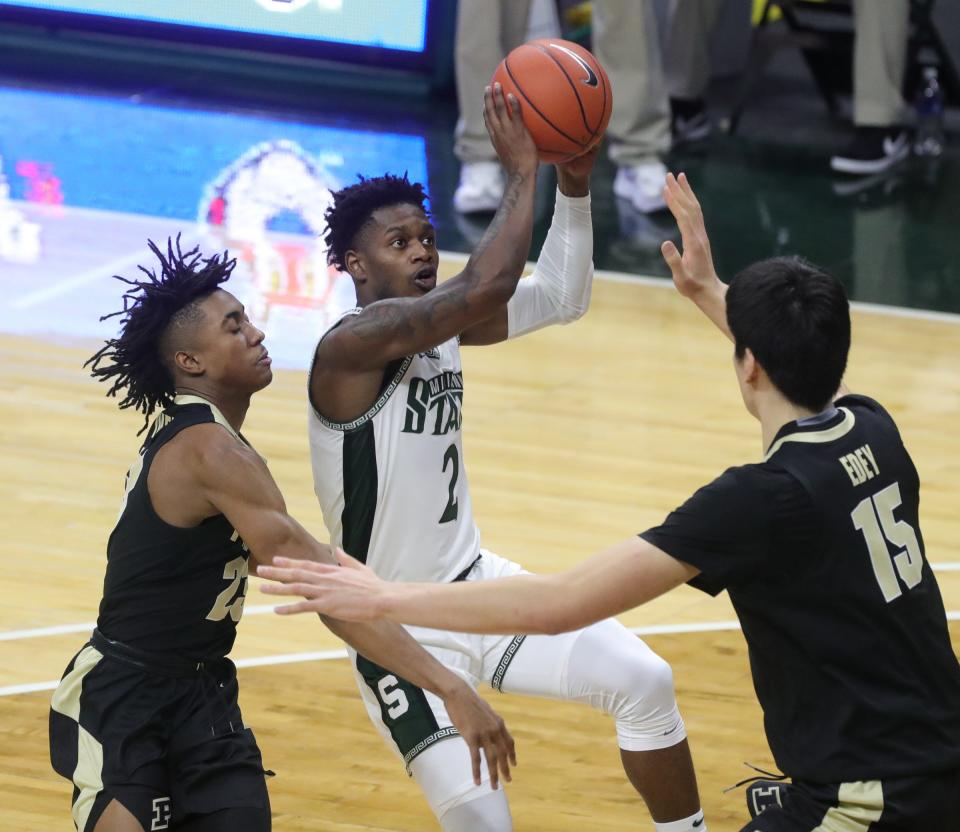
547,43,598,87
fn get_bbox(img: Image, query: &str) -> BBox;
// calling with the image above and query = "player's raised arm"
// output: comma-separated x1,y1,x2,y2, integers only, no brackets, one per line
660,172,732,341
258,539,698,636
460,146,599,346
661,173,852,400
319,84,539,372
169,426,516,788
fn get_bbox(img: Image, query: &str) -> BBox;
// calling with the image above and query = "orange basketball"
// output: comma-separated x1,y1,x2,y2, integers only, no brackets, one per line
491,38,612,164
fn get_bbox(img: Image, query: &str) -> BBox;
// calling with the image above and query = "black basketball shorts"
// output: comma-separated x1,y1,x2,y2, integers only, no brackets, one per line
49,635,270,832
742,770,960,832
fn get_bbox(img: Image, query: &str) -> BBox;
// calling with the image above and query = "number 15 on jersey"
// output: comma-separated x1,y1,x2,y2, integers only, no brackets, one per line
851,481,923,603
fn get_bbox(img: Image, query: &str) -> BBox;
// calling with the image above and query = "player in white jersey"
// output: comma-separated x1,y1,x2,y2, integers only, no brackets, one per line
302,87,707,832
310,328,478,584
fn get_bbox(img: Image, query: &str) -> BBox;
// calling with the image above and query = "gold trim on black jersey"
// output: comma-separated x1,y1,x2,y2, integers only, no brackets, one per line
173,394,265,463
764,407,856,462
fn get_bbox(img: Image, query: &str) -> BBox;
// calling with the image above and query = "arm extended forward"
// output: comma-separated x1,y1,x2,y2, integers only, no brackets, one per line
258,538,698,636
190,430,516,786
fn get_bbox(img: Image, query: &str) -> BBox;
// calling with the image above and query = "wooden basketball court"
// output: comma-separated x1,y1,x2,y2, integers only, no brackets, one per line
2,262,957,831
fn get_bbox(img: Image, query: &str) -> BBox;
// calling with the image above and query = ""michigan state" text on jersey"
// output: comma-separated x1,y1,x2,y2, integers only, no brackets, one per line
402,370,464,435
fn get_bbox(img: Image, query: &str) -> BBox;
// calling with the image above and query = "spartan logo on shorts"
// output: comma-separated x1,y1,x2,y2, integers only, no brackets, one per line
151,796,172,831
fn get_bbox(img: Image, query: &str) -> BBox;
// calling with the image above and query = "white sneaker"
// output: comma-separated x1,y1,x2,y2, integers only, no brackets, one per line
613,161,668,213
453,161,504,214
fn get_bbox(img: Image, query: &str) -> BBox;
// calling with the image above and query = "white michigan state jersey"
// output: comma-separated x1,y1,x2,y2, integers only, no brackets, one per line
308,313,480,583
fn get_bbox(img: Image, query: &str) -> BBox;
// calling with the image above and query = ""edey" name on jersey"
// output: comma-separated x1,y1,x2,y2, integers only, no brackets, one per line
839,443,880,486
402,370,464,436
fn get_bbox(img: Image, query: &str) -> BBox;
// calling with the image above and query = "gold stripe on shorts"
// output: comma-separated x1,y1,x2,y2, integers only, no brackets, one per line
811,780,884,831
52,646,106,832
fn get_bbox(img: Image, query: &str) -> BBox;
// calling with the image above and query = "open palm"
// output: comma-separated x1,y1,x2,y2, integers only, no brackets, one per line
660,172,720,299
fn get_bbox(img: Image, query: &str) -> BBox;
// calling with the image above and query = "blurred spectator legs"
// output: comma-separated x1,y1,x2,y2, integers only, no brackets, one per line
665,0,723,143
832,0,911,174
594,1,671,213
453,0,532,213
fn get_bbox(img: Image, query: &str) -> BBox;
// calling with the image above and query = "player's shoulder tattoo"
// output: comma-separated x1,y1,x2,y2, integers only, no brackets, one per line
340,283,471,344
344,302,417,342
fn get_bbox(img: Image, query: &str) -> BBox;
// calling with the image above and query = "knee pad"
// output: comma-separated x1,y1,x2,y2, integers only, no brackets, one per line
439,789,513,832
408,736,511,824
565,619,686,752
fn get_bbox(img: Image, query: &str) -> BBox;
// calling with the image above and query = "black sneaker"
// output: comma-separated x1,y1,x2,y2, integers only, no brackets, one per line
745,779,791,818
831,167,905,203
830,127,910,175
671,97,712,144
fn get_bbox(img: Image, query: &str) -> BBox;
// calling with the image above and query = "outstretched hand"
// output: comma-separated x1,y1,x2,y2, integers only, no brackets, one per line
660,172,732,340
483,82,539,178
259,552,518,789
660,172,722,299
257,550,384,621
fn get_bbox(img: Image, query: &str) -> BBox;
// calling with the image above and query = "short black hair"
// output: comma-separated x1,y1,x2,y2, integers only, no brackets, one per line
726,256,850,412
85,236,235,431
324,173,429,272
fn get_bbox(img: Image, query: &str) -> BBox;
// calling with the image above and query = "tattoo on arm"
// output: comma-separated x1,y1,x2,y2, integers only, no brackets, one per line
470,170,525,263
349,303,417,342
345,281,473,345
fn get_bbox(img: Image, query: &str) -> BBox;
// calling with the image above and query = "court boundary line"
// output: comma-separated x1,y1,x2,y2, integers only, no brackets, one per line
0,603,276,642
594,268,960,324
10,234,201,310
4,561,959,642
2,612,957,699
436,250,960,326
3,558,959,642
4,231,958,324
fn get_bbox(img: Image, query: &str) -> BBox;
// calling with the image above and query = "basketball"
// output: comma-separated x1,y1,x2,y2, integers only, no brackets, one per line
491,38,612,164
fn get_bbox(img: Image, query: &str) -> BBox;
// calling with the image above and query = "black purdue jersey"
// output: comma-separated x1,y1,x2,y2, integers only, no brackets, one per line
642,395,960,782
96,397,251,661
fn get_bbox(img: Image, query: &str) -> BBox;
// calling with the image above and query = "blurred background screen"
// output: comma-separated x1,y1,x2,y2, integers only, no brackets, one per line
0,0,430,52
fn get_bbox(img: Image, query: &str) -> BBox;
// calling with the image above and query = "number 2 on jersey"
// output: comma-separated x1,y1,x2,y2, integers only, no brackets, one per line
850,481,923,602
439,443,459,524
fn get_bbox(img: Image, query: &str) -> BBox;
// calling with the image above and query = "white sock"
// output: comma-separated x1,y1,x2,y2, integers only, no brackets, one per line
653,810,706,832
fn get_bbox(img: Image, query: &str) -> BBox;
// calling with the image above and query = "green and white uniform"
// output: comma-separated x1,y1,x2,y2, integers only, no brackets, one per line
306,191,686,828
309,326,479,584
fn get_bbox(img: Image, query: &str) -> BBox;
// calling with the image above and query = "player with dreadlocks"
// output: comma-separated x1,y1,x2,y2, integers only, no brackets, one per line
48,237,516,832
293,86,707,831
